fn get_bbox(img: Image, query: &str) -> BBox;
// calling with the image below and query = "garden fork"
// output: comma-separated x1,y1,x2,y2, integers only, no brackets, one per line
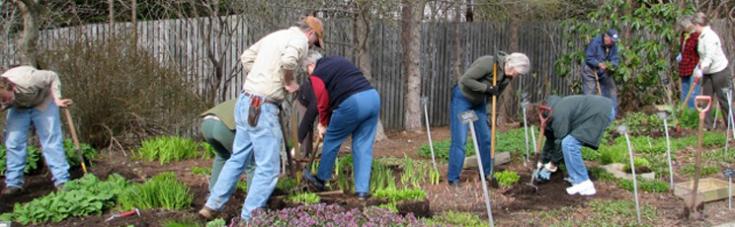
690,95,712,218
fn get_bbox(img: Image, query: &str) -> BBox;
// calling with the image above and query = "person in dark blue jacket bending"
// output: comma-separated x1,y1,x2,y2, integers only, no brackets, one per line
300,51,380,200
582,29,620,112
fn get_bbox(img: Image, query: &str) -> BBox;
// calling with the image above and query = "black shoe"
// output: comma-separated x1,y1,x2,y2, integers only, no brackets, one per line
448,180,460,187
356,192,370,200
1,186,22,196
303,172,326,192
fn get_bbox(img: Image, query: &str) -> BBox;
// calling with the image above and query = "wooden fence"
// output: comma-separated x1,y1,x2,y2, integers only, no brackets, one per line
1,17,733,130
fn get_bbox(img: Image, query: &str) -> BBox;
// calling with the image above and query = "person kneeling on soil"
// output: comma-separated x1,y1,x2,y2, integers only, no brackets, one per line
0,65,73,196
530,95,614,196
300,51,381,200
447,52,530,186
199,100,254,192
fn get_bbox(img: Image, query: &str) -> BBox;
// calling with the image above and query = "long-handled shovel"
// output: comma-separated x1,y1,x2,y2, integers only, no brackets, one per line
690,95,712,218
461,110,494,227
528,105,552,190
593,71,602,96
490,64,498,165
62,108,88,174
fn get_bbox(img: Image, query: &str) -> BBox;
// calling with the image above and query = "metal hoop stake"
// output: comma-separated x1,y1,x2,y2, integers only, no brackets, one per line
422,97,438,172
619,126,642,224
461,111,494,227
657,112,675,191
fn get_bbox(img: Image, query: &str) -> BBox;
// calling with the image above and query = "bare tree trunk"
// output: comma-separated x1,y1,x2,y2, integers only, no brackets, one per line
452,1,463,82
108,0,114,31
401,0,425,132
497,18,519,124
353,1,388,141
14,0,41,67
131,0,137,48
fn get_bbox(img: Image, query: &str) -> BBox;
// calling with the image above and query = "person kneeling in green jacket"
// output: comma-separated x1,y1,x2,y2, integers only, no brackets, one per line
200,100,254,191
530,95,615,196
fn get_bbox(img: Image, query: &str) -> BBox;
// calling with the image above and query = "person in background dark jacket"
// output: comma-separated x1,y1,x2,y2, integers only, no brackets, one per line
582,29,620,111
531,95,615,196
296,80,316,157
300,51,380,200
447,52,530,186
676,15,701,109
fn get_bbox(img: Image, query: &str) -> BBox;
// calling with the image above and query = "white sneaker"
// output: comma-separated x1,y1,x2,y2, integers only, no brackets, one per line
566,180,596,196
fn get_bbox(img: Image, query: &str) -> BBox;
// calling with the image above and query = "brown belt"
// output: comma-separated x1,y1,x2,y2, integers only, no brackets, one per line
241,91,281,108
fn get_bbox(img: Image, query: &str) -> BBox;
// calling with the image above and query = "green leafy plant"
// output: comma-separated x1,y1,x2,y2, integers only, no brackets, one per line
418,139,475,161
0,145,41,176
370,160,396,193
622,157,652,173
1,174,129,224
287,192,320,205
137,136,211,164
163,219,201,227
63,139,97,167
617,177,669,193
191,166,211,176
423,211,484,227
377,203,399,213
373,187,426,203
206,218,226,227
680,163,719,177
493,170,520,188
118,172,192,210
276,177,298,192
237,180,248,193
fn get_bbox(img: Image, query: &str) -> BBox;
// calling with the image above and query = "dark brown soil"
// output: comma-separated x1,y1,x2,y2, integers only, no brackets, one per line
502,172,591,211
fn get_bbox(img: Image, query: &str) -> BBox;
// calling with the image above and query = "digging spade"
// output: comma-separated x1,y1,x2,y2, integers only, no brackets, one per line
618,125,642,224
421,96,438,171
528,105,552,190
461,110,494,227
62,108,88,174
657,111,675,191
521,93,531,166
691,95,712,218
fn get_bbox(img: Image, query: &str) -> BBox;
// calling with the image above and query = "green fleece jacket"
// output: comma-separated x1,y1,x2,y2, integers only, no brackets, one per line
200,99,236,130
541,95,614,164
458,52,510,105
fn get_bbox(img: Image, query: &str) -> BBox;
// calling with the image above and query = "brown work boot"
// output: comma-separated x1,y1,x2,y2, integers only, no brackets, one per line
198,206,218,220
1,186,22,196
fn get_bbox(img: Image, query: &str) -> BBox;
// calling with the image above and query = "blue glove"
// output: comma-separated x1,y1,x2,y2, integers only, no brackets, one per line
536,168,552,182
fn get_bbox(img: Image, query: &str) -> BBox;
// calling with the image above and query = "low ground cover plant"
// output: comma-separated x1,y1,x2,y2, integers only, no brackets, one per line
137,136,212,164
249,203,422,226
287,192,320,205
493,170,520,188
0,174,128,224
423,211,484,227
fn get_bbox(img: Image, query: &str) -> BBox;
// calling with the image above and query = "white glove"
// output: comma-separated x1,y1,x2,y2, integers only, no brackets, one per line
675,53,682,63
536,162,558,172
693,66,703,79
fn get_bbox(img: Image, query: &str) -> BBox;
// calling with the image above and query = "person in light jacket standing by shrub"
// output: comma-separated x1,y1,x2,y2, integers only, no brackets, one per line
0,65,72,196
199,16,324,225
447,52,530,186
691,12,731,128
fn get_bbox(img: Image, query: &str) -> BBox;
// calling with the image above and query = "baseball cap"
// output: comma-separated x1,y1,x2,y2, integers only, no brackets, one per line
304,16,324,48
605,29,619,42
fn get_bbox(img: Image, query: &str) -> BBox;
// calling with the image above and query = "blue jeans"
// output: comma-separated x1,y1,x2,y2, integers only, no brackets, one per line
317,89,380,194
200,118,254,192
205,93,281,221
562,107,615,184
448,86,492,182
680,76,700,109
4,101,70,188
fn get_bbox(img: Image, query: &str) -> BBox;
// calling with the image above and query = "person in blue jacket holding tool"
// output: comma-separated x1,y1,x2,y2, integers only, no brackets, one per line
582,29,620,111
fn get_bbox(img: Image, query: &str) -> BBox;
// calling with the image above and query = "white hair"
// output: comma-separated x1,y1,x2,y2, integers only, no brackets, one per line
677,15,694,32
506,52,530,75
302,50,323,71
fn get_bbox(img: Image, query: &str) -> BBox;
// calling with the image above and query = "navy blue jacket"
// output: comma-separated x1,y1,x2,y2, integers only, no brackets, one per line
585,35,620,77
309,56,373,126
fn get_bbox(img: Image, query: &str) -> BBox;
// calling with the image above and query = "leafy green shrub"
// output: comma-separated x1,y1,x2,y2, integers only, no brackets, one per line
276,177,298,192
622,157,651,173
373,187,426,203
493,170,520,188
137,136,211,164
0,145,41,176
1,174,129,224
237,180,248,193
206,218,226,227
191,166,211,176
287,192,320,205
424,211,484,227
581,147,601,161
118,172,192,210
63,139,97,167
616,112,663,136
418,140,475,161
675,108,699,129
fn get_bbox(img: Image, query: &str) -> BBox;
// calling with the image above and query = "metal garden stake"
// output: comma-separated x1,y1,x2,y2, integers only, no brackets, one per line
657,111,675,191
618,125,642,224
421,96,438,171
724,168,734,210
521,93,531,166
461,111,494,227
691,95,712,218
724,87,735,141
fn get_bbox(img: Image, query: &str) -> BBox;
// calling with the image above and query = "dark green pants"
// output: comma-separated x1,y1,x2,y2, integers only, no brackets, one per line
201,118,253,191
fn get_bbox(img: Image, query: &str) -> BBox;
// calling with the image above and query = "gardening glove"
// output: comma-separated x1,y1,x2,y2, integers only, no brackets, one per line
693,66,703,79
535,168,552,182
485,85,499,96
676,53,682,63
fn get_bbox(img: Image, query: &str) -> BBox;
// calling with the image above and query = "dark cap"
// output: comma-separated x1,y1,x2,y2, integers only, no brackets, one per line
605,29,619,42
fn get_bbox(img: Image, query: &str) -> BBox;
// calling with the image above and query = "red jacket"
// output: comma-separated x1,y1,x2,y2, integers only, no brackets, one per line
679,32,700,77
